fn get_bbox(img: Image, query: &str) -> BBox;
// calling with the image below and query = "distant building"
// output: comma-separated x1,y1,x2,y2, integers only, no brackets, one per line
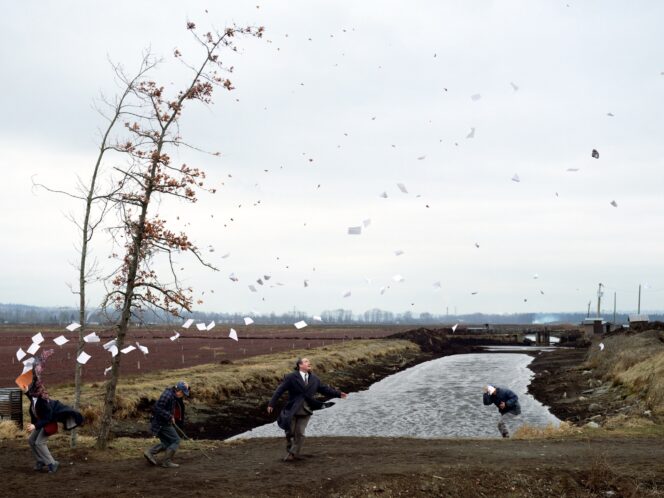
582,318,608,337
628,314,649,325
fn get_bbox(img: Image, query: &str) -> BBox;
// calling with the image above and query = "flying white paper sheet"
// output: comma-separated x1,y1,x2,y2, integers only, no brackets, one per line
27,342,40,356
599,342,605,351
394,250,404,256
229,328,239,341
466,127,475,139
84,332,100,343
53,336,69,346
222,252,231,259
66,322,81,332
343,291,351,298
16,348,26,361
452,324,459,333
510,82,519,91
313,316,323,322
392,274,405,283
196,323,207,331
294,320,308,329
22,364,33,375
396,183,408,194
433,281,442,289
104,366,112,376
362,219,371,228
121,345,136,354
244,317,254,326
182,318,195,329
206,321,216,331
136,342,149,355
610,200,618,207
511,173,520,183
379,192,388,198
77,352,92,364
23,357,35,368
102,339,117,350
248,285,258,292
32,332,45,345
380,286,387,295
347,226,362,235
170,332,180,341
470,93,481,101
108,345,119,357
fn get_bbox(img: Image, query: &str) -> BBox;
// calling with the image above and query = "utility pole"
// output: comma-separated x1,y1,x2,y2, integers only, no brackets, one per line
613,292,616,324
597,283,603,318
587,300,591,318
638,284,642,314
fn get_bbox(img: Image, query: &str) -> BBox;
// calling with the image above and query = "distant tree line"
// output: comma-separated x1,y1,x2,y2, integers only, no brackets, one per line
2,303,662,327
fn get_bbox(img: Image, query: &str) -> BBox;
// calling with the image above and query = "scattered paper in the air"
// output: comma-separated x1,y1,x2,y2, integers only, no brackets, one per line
466,127,475,139
392,274,405,283
196,323,207,331
32,333,44,345
170,332,180,341
104,366,112,376
304,279,309,287
222,252,231,259
533,274,539,279
433,281,442,289
592,149,600,159
102,339,117,350
248,285,258,292
362,218,371,228
567,168,579,172
417,155,426,160
26,342,40,356
348,226,362,235
108,345,119,357
66,322,81,332
510,82,519,91
121,345,136,354
394,250,404,256
294,320,308,329
452,323,458,333
511,173,520,183
229,274,239,282
229,328,239,341
182,318,195,329
610,200,618,207
244,317,254,326
379,192,388,198
136,342,149,355
53,335,69,346
470,93,482,101
343,291,351,298
397,183,408,194
84,332,100,343
599,342,605,351
206,321,216,331
22,363,34,375
77,352,92,365
313,315,323,322
23,357,35,368
16,348,26,361
380,286,387,295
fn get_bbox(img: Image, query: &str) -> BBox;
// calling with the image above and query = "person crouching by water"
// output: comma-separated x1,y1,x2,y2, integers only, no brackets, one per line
483,384,521,438
18,350,84,473
267,358,347,462
143,381,190,468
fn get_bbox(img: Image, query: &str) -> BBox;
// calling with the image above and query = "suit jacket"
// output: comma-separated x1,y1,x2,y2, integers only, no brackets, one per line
25,394,84,431
269,371,341,431
483,387,521,415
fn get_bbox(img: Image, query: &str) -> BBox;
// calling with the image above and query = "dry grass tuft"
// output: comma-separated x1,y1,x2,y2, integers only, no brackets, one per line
0,420,23,440
513,421,580,439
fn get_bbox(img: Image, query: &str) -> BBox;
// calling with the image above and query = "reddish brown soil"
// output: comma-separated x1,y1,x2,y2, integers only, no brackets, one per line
1,436,662,497
0,325,410,387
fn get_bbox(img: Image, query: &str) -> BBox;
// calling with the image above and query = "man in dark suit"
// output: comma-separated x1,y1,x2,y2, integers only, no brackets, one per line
482,384,522,438
268,357,347,461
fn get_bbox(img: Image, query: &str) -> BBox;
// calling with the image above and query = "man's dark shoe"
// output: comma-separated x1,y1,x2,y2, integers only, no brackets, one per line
34,462,45,472
283,453,303,462
47,461,59,474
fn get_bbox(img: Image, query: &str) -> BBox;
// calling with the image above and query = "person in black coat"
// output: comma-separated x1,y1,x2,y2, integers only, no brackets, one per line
20,350,84,473
267,358,347,461
483,384,522,438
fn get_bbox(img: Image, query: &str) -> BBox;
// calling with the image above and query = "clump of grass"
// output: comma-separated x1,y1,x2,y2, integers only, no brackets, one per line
615,351,664,416
0,420,23,440
513,421,580,439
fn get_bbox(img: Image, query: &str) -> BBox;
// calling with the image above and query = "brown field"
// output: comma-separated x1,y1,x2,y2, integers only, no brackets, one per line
0,324,411,387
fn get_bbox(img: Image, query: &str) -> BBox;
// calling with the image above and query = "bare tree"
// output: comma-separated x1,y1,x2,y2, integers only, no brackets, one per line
95,22,264,449
32,55,157,447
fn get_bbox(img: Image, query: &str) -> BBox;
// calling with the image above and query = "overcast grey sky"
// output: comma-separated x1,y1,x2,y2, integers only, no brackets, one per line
1,1,663,316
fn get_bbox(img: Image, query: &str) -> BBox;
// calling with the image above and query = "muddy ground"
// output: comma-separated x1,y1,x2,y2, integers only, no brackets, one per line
1,436,663,497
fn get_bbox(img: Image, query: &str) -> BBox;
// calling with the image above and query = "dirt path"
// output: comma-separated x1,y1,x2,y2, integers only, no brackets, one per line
2,436,663,497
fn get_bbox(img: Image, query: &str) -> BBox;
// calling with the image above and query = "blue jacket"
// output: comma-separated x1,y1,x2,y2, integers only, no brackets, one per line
269,371,341,432
483,387,521,415
150,387,181,434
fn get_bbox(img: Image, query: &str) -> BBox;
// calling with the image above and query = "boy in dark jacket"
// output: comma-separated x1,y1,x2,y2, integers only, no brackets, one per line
143,381,189,468
483,384,521,438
